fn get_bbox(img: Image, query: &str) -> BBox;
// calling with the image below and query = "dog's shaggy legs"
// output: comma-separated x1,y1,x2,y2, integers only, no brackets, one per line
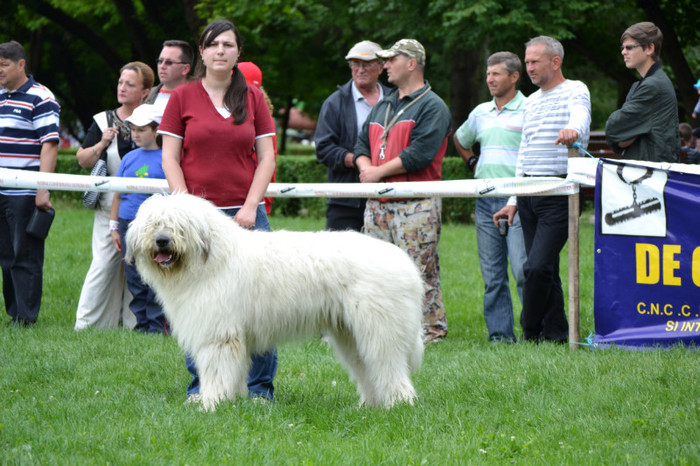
328,327,419,409
326,330,379,407
354,331,421,409
368,360,418,408
196,337,250,411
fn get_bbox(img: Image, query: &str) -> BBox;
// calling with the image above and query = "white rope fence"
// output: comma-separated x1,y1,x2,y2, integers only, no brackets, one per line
0,158,602,197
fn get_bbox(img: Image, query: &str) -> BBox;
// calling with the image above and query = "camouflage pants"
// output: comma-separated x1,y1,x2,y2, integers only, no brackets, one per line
364,197,447,339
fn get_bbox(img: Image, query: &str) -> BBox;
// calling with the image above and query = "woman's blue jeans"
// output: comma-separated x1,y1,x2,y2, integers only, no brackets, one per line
185,204,278,399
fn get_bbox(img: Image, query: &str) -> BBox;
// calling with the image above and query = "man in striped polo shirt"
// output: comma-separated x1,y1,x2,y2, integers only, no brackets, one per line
0,40,60,326
494,36,591,343
454,51,527,343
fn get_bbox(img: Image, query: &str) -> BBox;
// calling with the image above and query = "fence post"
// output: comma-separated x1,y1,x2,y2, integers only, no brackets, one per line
568,147,581,349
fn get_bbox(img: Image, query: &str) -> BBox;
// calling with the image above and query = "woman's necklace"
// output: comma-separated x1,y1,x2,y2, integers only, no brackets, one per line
111,108,134,148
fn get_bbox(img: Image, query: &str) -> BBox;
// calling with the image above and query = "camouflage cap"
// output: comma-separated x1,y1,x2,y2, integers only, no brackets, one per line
376,39,425,66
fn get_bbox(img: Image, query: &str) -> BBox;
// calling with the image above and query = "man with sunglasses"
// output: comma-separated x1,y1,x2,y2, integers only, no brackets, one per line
315,40,389,232
145,40,193,110
605,22,680,162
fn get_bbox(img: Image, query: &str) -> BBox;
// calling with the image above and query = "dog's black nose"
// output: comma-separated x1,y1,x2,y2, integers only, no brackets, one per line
155,235,170,249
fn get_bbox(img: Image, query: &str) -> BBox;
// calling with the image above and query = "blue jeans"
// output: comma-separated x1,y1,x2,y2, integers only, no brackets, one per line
118,218,167,334
475,197,526,341
185,204,278,399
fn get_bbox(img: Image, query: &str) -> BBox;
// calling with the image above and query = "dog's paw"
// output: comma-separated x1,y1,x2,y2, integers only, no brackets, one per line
184,393,202,405
184,393,213,412
382,390,417,409
201,396,219,412
251,396,269,405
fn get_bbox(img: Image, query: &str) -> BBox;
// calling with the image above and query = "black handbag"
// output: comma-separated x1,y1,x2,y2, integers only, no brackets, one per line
25,207,56,239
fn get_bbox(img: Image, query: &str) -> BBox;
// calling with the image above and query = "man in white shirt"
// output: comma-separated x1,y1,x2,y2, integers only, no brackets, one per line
494,36,591,343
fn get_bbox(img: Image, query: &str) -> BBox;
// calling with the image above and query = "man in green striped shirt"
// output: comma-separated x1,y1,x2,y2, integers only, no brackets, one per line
454,51,526,342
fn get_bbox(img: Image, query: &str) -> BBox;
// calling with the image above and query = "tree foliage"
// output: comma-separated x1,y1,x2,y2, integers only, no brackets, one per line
2,0,699,140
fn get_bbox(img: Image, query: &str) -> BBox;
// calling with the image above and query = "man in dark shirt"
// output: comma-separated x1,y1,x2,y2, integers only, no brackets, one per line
605,22,680,162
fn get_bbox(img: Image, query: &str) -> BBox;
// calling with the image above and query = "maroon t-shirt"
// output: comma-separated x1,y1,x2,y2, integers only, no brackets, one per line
159,80,275,207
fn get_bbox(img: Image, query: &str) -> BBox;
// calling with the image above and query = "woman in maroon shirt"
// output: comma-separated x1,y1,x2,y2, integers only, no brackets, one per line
159,19,277,402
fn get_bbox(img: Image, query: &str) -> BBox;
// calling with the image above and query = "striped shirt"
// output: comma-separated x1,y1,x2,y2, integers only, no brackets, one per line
455,91,526,179
516,79,590,177
0,75,60,195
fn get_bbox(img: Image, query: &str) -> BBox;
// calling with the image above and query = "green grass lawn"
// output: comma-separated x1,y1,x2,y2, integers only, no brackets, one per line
1,201,698,464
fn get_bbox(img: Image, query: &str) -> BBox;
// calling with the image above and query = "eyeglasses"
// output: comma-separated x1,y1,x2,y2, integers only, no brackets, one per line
621,44,642,52
156,59,185,66
348,61,380,69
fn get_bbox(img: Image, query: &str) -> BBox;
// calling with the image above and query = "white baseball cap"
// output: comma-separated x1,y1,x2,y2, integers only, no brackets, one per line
345,40,383,61
125,104,163,126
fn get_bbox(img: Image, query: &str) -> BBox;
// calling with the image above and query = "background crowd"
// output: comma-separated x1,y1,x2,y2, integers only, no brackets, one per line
0,17,698,398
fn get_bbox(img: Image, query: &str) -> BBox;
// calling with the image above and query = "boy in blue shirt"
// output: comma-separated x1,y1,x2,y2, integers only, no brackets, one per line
110,104,167,333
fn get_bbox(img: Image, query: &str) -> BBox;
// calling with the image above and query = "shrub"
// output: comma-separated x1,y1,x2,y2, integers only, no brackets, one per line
55,149,474,222
271,155,474,223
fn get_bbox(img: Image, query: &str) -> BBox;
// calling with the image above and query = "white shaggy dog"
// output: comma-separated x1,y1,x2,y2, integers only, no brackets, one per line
126,193,424,410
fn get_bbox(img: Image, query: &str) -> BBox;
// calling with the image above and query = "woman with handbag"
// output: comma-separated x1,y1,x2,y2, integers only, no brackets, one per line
74,61,154,330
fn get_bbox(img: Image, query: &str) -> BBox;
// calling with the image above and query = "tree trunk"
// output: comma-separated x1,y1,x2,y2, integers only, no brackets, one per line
449,47,483,152
637,0,697,120
23,0,124,71
113,0,159,61
181,0,206,40
27,28,44,77
279,96,293,155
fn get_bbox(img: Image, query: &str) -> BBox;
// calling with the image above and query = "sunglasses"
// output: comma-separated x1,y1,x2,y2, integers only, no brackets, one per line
348,61,381,69
156,59,186,66
621,44,642,52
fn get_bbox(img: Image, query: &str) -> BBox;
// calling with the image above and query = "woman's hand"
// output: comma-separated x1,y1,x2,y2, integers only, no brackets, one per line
233,205,257,229
100,126,119,146
111,230,122,252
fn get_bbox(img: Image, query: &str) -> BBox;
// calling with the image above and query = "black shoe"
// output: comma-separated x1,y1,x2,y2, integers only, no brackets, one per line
522,330,543,343
7,318,34,328
543,336,568,345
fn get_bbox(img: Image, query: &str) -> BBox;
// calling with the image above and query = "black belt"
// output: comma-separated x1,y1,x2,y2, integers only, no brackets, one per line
523,173,567,178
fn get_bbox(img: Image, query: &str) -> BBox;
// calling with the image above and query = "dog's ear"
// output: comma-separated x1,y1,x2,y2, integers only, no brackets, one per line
194,220,210,264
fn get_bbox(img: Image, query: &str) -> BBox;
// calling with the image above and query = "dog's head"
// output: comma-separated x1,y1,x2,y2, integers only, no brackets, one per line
125,193,213,277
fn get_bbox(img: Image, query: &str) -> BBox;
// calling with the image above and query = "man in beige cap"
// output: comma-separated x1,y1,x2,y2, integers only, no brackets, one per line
315,40,389,231
353,39,452,344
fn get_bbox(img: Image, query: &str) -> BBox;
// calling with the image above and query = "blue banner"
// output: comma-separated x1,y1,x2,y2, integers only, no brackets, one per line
593,159,700,348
